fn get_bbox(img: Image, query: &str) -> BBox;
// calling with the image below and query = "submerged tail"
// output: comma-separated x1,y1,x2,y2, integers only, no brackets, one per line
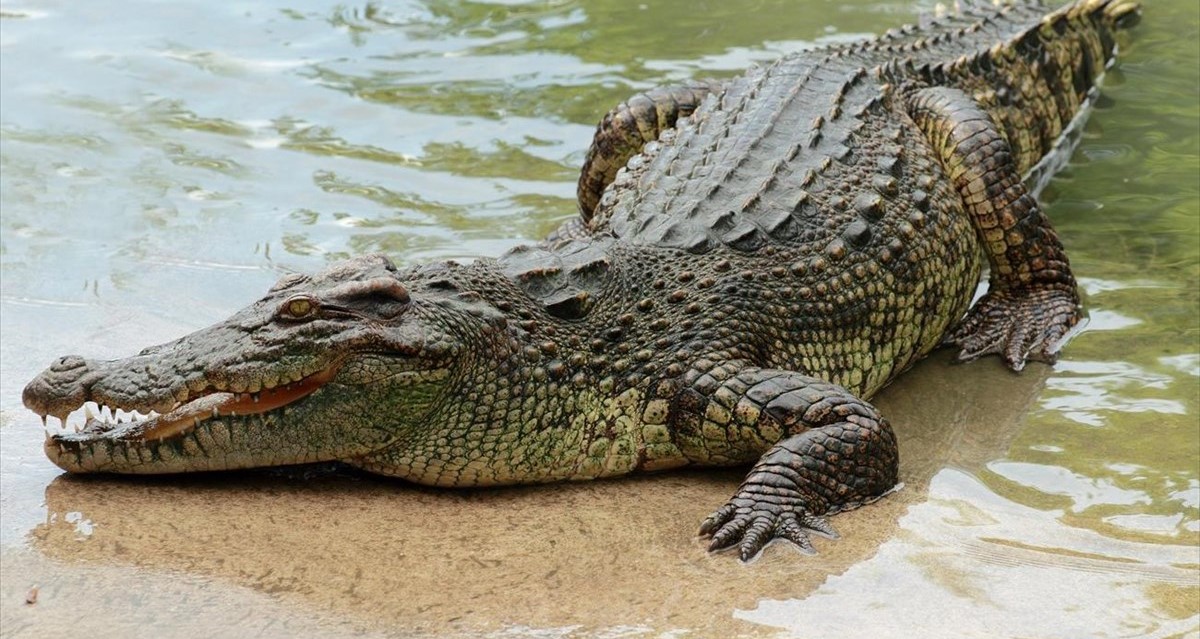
843,0,1141,175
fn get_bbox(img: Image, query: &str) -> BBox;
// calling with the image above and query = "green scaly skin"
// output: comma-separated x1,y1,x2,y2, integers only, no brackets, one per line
22,0,1139,561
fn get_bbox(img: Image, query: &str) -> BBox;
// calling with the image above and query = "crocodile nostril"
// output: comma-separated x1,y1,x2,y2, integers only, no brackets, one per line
51,355,87,373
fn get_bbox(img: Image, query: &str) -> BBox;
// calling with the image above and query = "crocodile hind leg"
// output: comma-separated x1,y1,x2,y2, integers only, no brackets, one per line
676,365,898,561
575,80,724,220
546,80,723,244
905,86,1081,371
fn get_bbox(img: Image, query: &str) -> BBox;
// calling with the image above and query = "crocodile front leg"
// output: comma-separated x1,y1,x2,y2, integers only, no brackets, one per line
676,366,899,561
906,86,1081,370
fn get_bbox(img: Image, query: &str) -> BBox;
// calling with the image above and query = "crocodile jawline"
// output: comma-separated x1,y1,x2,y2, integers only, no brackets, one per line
44,365,341,444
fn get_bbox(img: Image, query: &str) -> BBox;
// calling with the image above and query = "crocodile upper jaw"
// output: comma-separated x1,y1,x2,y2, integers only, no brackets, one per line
27,363,341,446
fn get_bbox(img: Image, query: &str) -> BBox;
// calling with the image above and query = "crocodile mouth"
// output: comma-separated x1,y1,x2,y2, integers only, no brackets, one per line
41,365,341,444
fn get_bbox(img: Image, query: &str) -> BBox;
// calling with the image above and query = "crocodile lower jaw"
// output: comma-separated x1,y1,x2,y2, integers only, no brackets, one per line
40,365,341,444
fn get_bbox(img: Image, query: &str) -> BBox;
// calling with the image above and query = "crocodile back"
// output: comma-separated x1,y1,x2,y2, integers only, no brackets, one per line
494,0,1137,398
584,0,1138,252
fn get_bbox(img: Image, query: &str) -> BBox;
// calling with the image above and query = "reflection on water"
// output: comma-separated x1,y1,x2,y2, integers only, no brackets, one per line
1,0,1198,637
738,469,1200,639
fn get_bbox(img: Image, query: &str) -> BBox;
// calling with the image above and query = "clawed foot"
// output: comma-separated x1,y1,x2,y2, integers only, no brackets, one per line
700,495,837,562
945,285,1080,371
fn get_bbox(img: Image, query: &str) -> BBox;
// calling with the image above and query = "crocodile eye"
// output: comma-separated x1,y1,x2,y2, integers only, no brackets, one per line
278,295,319,321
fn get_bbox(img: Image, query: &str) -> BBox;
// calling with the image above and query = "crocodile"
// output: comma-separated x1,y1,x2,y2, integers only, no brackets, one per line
23,0,1139,560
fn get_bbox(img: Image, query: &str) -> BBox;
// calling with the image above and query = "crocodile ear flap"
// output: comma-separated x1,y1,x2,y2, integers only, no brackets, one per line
269,272,311,292
324,277,412,318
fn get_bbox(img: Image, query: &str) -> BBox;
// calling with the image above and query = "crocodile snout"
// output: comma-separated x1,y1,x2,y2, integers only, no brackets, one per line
23,355,98,420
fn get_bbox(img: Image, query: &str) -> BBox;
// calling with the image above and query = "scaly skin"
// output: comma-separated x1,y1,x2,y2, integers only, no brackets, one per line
23,0,1139,561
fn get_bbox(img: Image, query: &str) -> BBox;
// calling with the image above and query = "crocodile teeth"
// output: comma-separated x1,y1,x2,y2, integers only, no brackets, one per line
43,365,341,444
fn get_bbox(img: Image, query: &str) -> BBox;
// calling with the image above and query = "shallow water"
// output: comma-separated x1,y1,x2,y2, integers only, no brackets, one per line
1,1,1197,637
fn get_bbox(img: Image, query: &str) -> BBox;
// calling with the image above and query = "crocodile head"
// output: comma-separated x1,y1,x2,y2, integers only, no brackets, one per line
22,254,473,474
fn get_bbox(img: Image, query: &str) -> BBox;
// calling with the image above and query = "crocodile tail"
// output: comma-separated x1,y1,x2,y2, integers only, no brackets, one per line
1085,0,1142,29
936,0,1142,174
877,0,1141,176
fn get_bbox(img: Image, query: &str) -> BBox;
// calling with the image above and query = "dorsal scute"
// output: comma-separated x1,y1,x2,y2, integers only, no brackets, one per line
599,52,893,255
500,238,613,319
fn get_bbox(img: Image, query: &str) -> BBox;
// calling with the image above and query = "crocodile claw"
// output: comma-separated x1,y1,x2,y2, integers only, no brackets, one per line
946,285,1080,371
700,496,837,562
